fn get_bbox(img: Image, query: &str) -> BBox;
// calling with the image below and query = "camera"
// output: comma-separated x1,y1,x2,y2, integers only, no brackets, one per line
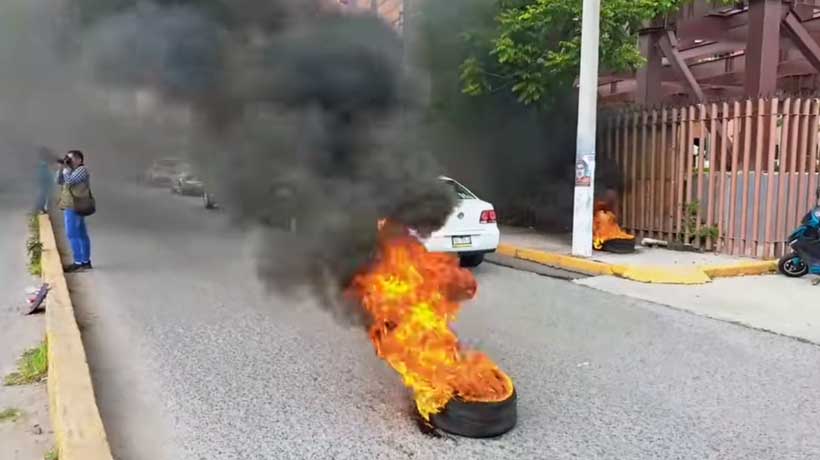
57,155,72,166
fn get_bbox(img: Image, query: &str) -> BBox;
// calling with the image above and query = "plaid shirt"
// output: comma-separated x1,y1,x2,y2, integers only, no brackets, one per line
58,166,90,186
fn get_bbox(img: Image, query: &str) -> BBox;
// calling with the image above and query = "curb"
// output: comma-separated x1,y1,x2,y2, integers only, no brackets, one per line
40,215,114,460
497,243,777,285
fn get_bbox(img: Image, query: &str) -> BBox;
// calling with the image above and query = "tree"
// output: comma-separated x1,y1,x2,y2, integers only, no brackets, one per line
459,0,729,106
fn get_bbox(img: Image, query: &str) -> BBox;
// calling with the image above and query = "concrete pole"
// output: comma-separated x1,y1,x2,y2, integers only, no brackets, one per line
571,0,601,258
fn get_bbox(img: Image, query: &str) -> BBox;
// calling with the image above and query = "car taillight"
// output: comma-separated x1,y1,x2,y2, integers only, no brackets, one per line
480,210,497,224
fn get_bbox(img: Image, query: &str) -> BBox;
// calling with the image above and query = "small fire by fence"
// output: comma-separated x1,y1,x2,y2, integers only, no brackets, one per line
600,97,820,259
593,202,636,254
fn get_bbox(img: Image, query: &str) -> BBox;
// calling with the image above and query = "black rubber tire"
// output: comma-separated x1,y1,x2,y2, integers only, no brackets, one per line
778,252,809,277
429,389,517,438
459,254,485,268
601,238,636,254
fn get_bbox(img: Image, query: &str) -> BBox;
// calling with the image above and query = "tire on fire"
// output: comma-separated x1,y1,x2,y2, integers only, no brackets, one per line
428,389,517,438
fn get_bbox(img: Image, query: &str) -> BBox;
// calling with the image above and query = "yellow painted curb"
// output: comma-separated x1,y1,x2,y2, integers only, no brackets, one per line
702,261,777,278
40,215,114,460
497,243,775,285
611,265,712,285
497,244,614,276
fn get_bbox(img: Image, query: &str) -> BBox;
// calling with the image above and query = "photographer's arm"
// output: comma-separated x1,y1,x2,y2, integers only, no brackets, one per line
63,166,89,186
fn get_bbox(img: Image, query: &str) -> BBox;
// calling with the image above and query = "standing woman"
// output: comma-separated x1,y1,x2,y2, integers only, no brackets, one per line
57,150,95,272
35,147,54,214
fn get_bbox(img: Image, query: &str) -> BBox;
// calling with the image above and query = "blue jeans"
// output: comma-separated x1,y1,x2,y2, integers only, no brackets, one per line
64,209,91,264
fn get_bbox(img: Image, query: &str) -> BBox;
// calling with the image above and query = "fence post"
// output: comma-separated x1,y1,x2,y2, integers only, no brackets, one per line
750,98,766,257
705,103,718,250
763,97,779,259
740,99,753,256
631,111,640,233
675,106,688,239
717,101,729,252
796,98,811,242
809,100,820,212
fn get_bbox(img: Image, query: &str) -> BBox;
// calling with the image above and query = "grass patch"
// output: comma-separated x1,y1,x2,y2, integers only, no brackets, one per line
0,408,22,423
27,214,43,277
44,448,58,460
4,341,48,386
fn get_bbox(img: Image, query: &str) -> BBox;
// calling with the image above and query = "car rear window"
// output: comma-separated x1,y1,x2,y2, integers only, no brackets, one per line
444,180,476,200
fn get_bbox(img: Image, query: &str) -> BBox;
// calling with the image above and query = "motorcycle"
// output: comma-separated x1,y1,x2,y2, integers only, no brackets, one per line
778,186,820,278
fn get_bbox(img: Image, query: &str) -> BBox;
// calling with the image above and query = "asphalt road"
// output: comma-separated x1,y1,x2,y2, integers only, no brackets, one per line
66,181,820,460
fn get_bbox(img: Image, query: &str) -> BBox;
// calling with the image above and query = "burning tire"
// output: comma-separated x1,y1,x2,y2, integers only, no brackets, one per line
428,389,517,438
600,238,636,254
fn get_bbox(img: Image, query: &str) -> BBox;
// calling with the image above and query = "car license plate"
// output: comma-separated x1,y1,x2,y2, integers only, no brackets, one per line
452,236,472,248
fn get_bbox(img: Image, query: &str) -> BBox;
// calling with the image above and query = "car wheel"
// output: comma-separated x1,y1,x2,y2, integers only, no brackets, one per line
459,254,484,268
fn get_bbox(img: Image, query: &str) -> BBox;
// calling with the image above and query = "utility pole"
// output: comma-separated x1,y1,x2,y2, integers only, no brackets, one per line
571,0,602,258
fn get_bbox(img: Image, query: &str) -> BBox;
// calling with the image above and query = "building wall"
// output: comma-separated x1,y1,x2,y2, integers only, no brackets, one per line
335,0,404,31
374,0,403,31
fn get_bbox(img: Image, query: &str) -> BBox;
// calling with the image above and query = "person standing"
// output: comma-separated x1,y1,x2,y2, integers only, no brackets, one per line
57,150,94,272
35,147,54,214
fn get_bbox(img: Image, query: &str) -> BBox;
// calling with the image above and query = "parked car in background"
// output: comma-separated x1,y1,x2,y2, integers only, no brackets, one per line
418,176,500,267
141,158,190,187
171,172,205,196
194,176,499,268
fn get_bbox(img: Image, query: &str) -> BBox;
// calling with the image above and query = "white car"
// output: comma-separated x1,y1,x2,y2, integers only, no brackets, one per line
142,158,190,187
421,176,500,267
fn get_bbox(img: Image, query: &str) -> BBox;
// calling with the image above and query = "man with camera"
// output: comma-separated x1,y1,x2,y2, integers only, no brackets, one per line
57,150,95,273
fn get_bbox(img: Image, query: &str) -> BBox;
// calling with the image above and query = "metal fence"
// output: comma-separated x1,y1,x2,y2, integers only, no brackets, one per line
599,98,820,259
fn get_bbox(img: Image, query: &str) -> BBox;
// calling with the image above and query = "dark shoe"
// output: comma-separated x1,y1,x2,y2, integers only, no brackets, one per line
81,262,93,270
63,263,84,273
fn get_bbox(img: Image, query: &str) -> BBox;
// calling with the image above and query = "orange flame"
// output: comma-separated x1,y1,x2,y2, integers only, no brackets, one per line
349,223,513,420
593,202,634,250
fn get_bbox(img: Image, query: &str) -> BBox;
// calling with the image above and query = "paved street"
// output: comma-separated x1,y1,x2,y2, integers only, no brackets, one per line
67,181,820,460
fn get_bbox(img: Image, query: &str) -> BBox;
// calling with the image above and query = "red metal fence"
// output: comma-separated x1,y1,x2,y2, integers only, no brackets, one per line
599,98,820,259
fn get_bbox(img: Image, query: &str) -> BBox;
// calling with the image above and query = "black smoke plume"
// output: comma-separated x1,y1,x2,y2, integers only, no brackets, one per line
74,1,455,320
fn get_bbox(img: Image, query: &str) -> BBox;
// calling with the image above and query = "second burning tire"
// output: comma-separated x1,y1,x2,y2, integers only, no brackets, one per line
600,238,636,254
428,389,517,438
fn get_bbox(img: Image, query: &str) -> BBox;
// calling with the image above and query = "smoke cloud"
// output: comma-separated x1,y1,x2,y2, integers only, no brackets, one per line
0,0,622,322
66,0,455,319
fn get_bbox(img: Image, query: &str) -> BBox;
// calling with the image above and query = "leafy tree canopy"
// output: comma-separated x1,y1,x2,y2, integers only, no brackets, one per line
459,0,730,106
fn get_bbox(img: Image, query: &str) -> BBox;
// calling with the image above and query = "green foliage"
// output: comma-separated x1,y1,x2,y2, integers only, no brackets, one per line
26,214,43,277
4,342,48,386
681,200,719,245
460,0,731,106
0,408,22,423
44,448,58,460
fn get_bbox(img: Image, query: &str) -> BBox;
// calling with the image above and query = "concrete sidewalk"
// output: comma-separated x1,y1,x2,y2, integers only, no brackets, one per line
499,226,776,284
498,227,820,345
577,275,820,344
0,193,54,460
